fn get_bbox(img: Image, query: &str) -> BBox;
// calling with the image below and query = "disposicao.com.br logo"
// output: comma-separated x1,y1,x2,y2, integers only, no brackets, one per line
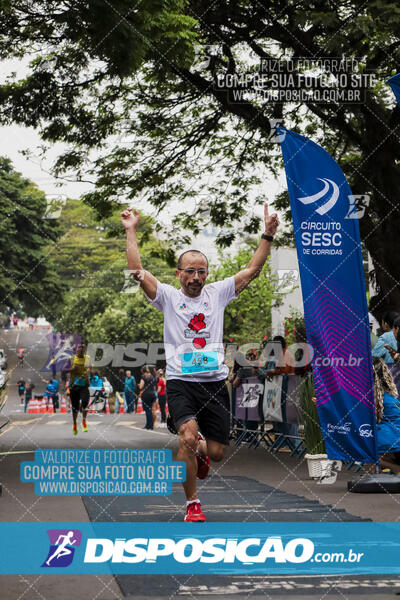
82,536,363,566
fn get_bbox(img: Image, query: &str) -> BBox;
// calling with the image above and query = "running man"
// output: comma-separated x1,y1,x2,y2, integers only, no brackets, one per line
121,204,279,522
64,343,92,435
45,531,77,566
17,347,26,367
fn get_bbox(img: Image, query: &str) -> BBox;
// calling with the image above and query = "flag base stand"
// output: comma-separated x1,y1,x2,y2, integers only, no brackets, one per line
348,473,400,494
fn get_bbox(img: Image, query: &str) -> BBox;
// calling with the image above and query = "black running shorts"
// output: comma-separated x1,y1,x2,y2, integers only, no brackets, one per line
166,378,230,445
70,386,90,412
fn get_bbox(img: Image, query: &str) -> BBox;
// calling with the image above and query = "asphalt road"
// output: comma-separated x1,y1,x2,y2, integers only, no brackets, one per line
0,328,400,600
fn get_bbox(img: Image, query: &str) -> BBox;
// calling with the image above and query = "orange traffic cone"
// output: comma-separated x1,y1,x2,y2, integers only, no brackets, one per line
47,397,54,414
40,397,47,414
27,398,35,414
60,396,67,414
136,398,143,414
105,397,110,414
119,398,125,414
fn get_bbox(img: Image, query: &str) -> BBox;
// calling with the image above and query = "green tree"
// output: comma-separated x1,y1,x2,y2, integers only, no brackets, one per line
210,242,283,342
0,156,62,316
89,293,164,346
55,199,125,290
55,199,176,292
53,201,173,340
2,1,400,314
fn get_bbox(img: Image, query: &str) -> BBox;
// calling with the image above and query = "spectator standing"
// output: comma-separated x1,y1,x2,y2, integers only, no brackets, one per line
372,357,400,473
263,336,295,379
43,378,57,412
138,366,156,429
157,369,167,426
383,316,400,396
114,368,126,413
24,382,35,412
372,311,399,364
51,377,59,410
90,372,103,389
124,370,136,413
17,377,25,405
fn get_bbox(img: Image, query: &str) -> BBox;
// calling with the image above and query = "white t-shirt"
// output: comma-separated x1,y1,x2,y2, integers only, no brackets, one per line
146,276,238,382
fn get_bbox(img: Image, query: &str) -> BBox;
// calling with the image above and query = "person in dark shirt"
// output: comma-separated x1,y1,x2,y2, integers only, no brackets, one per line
24,382,35,412
17,378,25,404
138,366,156,429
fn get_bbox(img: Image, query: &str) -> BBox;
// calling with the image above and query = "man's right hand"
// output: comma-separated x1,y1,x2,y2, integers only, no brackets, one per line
121,207,140,231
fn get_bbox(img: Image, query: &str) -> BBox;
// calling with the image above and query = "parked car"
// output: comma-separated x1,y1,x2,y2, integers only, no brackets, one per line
0,349,7,370
0,369,6,387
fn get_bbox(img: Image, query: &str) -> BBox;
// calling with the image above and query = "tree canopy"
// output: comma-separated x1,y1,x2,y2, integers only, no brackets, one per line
0,156,62,316
1,1,399,315
210,242,284,342
52,197,174,334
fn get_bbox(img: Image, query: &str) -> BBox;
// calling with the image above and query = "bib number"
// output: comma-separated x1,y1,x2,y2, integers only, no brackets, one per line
180,351,219,374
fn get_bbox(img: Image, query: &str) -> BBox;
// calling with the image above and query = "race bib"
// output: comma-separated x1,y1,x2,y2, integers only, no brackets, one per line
73,377,86,387
180,351,219,374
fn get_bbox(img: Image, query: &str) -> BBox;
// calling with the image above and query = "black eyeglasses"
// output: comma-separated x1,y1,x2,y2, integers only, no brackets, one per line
177,268,208,275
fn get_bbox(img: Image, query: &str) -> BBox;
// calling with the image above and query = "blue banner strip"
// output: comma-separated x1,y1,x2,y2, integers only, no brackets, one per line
2,522,400,574
278,127,377,462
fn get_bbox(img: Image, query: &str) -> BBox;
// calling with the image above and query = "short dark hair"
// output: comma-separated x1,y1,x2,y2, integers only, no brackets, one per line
383,311,399,329
177,249,209,269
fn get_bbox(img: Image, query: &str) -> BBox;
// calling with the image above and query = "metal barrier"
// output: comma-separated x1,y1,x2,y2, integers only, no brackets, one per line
230,373,306,455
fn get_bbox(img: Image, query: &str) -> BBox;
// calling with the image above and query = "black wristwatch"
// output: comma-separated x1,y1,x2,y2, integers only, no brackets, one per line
261,233,274,242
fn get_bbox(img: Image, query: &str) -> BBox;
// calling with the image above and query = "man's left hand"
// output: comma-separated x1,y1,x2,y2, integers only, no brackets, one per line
264,203,280,237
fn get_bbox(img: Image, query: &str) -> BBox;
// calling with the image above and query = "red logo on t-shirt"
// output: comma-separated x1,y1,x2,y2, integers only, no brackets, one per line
188,313,206,349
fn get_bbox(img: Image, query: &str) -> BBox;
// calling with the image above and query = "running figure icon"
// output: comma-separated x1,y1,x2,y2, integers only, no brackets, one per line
45,531,77,566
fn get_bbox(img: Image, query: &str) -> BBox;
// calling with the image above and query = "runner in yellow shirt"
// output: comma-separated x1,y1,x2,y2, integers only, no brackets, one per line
65,343,92,435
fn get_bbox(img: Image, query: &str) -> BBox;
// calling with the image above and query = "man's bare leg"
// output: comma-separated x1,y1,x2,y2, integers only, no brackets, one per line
178,419,199,500
205,439,226,463
178,420,227,500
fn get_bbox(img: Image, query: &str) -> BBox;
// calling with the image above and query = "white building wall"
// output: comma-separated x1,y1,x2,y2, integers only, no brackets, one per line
270,246,304,335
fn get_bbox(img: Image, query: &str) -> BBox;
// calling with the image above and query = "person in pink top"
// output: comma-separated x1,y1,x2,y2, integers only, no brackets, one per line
157,368,167,426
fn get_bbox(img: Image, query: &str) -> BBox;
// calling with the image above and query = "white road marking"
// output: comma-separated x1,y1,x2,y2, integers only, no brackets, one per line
0,450,35,455
121,424,169,435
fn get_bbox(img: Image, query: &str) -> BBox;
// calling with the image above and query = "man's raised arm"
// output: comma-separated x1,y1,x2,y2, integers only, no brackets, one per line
121,207,158,300
234,203,280,295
